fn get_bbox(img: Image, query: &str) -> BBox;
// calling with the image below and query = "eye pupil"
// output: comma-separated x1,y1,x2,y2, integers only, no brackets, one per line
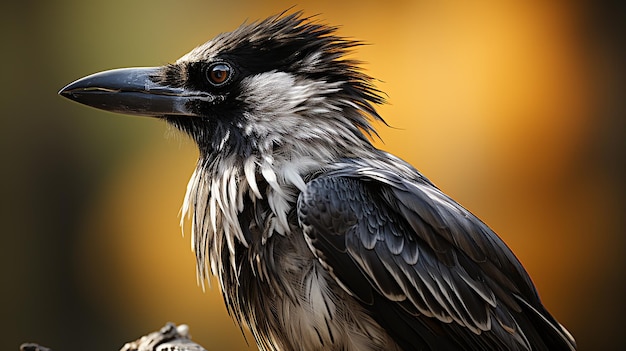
208,63,231,85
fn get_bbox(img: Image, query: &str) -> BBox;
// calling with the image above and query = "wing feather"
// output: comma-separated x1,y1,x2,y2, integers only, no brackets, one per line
297,157,576,350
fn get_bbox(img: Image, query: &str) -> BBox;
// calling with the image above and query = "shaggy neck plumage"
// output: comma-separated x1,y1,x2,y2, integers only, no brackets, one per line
180,102,379,288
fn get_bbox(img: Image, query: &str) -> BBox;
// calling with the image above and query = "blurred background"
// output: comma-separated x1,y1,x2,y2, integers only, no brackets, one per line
2,0,624,350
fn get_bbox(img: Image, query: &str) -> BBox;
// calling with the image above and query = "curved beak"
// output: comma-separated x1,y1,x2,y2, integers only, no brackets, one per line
59,67,212,117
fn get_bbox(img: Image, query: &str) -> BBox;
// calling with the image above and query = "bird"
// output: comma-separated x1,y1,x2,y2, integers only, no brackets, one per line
59,11,576,351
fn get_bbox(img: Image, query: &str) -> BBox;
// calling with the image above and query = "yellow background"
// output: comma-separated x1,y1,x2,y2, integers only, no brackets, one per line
2,1,624,350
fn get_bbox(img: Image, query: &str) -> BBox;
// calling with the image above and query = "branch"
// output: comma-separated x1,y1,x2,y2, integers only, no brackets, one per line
20,323,208,351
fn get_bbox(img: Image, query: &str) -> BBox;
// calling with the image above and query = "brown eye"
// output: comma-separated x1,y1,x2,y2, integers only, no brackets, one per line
207,63,232,86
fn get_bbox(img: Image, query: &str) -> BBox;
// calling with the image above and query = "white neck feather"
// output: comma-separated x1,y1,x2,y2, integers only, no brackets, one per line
181,151,322,288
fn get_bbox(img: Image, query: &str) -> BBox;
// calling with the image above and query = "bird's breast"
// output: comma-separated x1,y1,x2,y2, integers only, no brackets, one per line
223,224,399,351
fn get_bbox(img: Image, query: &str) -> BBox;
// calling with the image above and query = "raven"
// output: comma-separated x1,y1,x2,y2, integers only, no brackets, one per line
59,12,576,351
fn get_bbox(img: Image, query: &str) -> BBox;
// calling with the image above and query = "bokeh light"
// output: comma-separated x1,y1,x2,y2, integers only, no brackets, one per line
3,1,624,350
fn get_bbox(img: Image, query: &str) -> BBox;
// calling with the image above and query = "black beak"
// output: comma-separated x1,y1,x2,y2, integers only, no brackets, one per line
59,67,212,117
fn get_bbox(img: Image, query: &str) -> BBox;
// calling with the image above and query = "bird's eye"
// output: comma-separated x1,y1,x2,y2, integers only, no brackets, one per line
206,63,232,86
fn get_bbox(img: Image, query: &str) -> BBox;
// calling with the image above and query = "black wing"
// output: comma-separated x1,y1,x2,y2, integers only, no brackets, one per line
297,157,575,351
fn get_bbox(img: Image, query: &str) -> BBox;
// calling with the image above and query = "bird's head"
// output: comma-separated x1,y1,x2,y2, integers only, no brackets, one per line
60,12,384,162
